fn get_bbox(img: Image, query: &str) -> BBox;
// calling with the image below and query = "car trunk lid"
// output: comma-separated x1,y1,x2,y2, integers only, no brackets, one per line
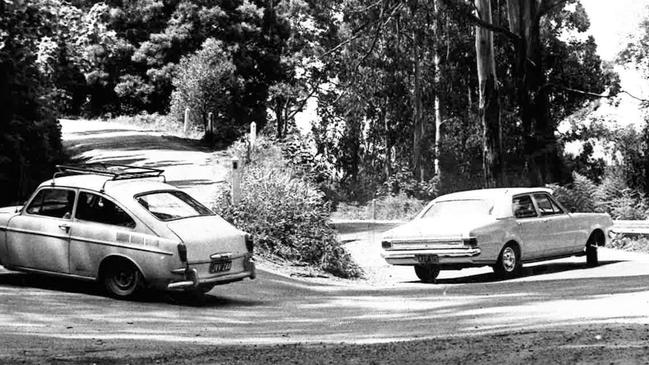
383,216,495,242
166,215,246,263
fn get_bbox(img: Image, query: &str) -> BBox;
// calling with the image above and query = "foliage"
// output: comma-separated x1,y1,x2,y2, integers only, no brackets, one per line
213,138,363,279
170,38,239,142
332,193,426,221
551,170,648,220
608,236,649,254
0,0,65,205
550,172,598,213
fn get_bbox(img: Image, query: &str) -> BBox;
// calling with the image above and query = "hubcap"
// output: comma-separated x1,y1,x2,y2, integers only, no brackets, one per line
502,247,516,272
115,270,135,289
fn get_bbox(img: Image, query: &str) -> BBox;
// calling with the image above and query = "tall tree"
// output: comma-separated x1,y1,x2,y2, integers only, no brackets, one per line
475,0,503,187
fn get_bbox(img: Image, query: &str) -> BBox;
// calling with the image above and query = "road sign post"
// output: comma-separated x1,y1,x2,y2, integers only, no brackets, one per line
183,107,190,134
231,157,241,205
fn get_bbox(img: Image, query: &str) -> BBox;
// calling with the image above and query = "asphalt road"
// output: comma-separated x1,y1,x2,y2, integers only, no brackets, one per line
1,119,648,363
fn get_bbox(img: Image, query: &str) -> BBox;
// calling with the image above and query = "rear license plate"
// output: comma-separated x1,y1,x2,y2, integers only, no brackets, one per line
415,254,439,264
209,260,232,273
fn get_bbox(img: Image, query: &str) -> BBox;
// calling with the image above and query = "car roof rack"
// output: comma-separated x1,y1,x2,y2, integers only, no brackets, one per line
53,163,166,192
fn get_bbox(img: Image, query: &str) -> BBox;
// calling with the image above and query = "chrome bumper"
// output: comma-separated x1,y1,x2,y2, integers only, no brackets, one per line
382,247,481,265
167,256,256,290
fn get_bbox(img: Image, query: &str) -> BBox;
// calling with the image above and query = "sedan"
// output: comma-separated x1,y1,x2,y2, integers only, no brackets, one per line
381,188,612,282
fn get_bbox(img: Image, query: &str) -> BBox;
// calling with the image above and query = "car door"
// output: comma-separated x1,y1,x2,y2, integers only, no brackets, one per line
512,194,546,260
531,193,576,257
69,190,139,277
5,187,75,273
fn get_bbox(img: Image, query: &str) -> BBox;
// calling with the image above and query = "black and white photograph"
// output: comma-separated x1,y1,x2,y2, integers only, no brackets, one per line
1,0,649,363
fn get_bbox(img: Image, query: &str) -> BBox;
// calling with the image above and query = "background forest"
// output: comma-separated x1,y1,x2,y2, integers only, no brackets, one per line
2,0,649,220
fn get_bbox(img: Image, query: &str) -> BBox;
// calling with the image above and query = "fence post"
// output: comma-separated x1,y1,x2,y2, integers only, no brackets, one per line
231,157,241,205
183,107,190,134
250,122,257,147
207,112,214,135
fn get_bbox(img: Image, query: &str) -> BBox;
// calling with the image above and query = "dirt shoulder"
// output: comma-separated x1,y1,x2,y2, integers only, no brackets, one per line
2,324,648,364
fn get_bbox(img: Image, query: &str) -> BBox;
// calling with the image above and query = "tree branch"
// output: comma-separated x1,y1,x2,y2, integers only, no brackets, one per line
439,0,521,43
538,0,571,18
552,85,649,103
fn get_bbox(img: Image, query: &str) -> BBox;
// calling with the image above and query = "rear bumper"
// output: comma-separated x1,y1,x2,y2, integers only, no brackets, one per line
381,247,481,266
167,253,256,290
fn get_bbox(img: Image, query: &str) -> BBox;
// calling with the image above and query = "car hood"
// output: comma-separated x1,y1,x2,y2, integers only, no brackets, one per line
383,216,496,241
166,215,247,262
0,206,21,215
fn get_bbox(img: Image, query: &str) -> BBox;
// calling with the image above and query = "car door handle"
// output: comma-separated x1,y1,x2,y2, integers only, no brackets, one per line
58,224,70,232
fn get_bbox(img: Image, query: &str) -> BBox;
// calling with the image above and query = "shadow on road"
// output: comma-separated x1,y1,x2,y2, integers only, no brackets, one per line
419,260,625,285
0,270,264,308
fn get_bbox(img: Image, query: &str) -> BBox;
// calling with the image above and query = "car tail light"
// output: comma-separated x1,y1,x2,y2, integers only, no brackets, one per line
177,243,188,262
381,241,392,249
463,238,478,247
245,234,254,253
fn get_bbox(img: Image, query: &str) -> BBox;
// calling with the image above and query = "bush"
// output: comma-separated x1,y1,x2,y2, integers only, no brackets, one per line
550,172,597,212
213,139,363,279
551,169,649,219
332,193,427,221
169,39,240,143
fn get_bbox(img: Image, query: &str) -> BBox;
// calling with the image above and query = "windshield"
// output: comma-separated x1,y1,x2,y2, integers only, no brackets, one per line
136,191,213,221
420,199,493,219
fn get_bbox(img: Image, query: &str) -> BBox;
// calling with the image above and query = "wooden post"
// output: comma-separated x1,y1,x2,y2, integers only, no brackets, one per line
207,112,214,135
183,107,190,134
231,157,241,205
250,122,256,147
371,198,376,220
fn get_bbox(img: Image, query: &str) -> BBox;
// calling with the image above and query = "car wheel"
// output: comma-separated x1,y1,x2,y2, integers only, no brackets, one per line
414,265,441,283
586,243,599,267
494,244,521,279
103,260,142,298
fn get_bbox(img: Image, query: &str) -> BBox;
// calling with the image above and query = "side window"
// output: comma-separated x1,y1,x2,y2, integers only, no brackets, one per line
26,188,75,219
76,192,136,228
513,195,537,219
533,194,564,216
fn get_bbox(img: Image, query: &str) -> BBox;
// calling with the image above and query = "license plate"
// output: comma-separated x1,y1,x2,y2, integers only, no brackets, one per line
209,260,232,273
416,254,439,264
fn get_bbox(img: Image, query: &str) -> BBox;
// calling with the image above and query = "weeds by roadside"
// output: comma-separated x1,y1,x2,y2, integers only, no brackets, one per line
107,112,205,140
331,193,426,221
608,236,649,254
212,137,363,279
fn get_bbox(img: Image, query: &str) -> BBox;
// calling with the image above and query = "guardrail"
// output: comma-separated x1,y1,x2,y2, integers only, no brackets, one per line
612,220,649,235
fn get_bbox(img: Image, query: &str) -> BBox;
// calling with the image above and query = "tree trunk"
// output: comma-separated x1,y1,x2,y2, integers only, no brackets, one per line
475,0,503,188
412,27,425,182
507,0,562,186
275,99,284,139
433,0,442,178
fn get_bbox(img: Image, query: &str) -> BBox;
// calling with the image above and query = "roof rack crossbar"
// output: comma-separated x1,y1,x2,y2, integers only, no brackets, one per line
55,164,166,187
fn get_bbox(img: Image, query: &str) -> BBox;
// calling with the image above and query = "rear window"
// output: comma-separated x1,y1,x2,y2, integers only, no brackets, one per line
135,191,213,221
420,199,493,219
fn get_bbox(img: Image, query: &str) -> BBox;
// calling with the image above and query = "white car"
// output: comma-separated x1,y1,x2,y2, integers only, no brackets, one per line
0,164,255,298
381,188,613,282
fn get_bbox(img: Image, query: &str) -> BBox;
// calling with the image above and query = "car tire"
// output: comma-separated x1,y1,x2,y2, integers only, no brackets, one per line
414,265,440,283
494,244,521,279
586,243,599,267
103,260,142,298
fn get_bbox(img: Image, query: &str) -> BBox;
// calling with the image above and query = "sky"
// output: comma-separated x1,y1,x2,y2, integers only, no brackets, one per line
581,0,648,62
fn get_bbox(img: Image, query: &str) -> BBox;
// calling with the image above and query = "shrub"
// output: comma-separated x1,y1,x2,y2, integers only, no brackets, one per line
213,139,363,279
169,39,240,143
550,172,597,212
551,169,649,219
332,193,427,221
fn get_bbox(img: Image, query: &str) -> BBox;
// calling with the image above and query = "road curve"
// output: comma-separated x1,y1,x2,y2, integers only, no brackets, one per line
1,119,648,363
